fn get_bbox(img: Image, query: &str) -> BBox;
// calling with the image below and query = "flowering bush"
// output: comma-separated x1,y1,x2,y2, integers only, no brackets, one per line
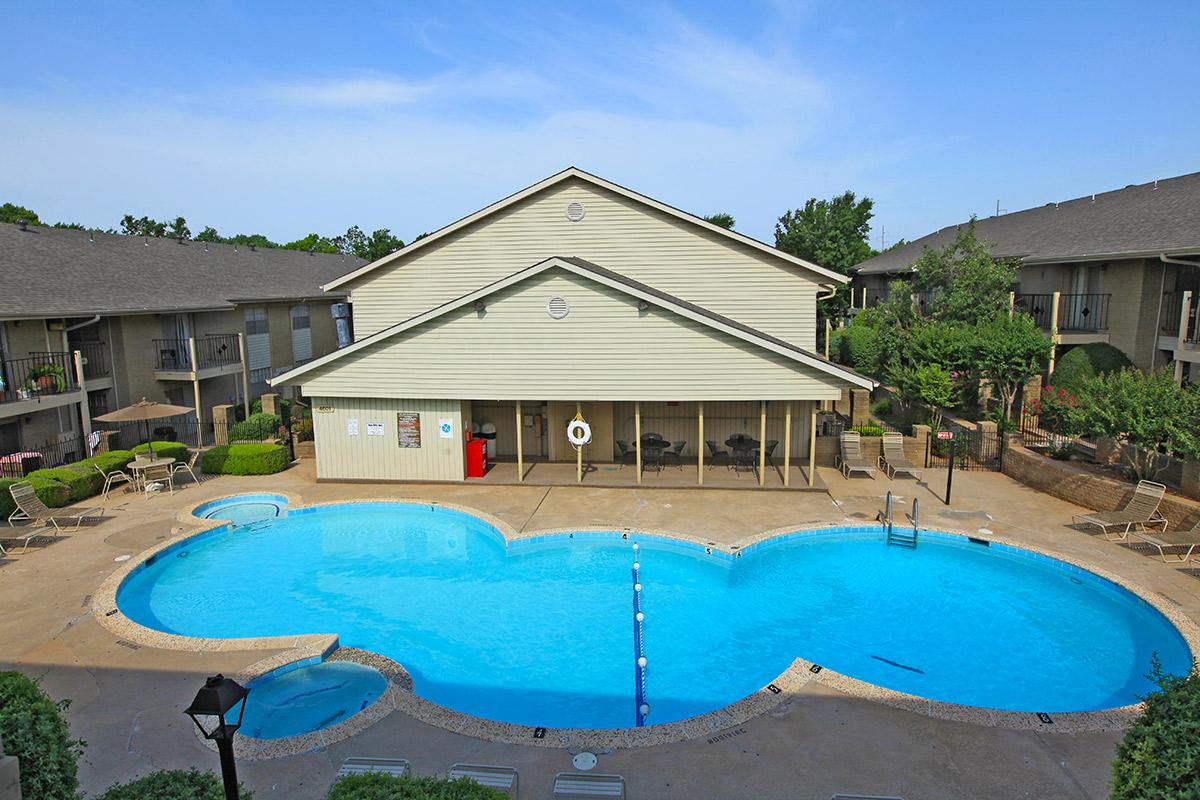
1025,385,1082,436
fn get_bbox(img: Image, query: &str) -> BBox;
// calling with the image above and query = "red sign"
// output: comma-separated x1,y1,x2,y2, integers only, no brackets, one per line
936,431,954,440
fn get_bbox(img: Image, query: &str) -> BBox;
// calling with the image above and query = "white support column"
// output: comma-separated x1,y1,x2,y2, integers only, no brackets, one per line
808,403,817,487
635,401,642,485
188,337,203,448
697,402,704,485
861,287,867,308
824,319,831,359
783,402,792,487
1176,291,1193,384
1048,291,1062,376
576,401,583,484
516,401,524,482
1008,291,1016,319
758,400,767,487
74,350,92,439
238,332,251,418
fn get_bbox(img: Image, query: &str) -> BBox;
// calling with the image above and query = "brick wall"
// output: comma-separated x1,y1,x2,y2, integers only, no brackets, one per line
1002,438,1200,530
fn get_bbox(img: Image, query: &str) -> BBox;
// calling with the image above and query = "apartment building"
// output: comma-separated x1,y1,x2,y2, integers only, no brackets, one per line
852,172,1200,377
0,221,362,459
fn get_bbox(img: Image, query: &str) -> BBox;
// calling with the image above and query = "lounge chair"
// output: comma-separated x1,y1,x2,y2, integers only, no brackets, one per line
705,440,729,469
1072,480,1168,540
553,772,625,799
448,764,519,798
7,482,102,532
1130,519,1200,563
836,432,876,479
171,451,202,485
0,525,55,555
335,757,411,779
878,433,921,480
93,463,135,499
141,463,174,498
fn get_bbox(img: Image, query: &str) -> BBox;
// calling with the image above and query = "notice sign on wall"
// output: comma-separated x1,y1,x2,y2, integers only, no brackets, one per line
397,412,422,448
366,421,385,437
346,418,359,436
438,418,453,438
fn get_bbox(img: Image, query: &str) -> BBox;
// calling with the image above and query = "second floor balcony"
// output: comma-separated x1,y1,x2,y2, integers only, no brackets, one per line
153,333,243,378
0,343,112,410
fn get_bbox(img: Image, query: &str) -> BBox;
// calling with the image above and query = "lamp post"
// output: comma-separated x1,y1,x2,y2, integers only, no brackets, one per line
184,674,249,800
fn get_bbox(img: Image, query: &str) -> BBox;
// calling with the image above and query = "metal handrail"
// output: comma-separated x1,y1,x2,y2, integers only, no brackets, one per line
878,491,894,534
911,497,919,536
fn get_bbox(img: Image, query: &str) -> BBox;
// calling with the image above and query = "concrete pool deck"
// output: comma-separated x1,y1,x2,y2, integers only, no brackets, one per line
4,460,1199,799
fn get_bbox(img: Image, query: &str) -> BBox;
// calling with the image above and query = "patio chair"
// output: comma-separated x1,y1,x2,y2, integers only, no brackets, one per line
614,440,637,468
1129,519,1200,563
448,764,518,798
762,439,779,467
705,440,729,469
7,481,102,532
0,525,55,555
553,772,625,799
836,432,876,479
334,757,411,779
141,463,175,498
93,463,135,499
663,440,686,469
878,433,921,480
1072,480,1168,540
641,446,664,474
171,451,202,485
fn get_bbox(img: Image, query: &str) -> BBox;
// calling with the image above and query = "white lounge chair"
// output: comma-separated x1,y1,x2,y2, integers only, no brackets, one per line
1130,520,1200,563
1072,480,1168,540
93,463,135,499
171,451,202,485
335,757,411,779
836,431,876,479
878,433,921,480
449,763,519,798
7,481,102,532
0,525,55,555
553,772,625,799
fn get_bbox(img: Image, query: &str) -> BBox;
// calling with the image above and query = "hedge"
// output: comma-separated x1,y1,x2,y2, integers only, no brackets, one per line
850,424,886,437
27,464,100,502
1110,661,1200,799
79,449,137,475
96,768,252,800
0,475,70,519
132,440,190,462
0,671,85,800
1051,342,1132,392
327,773,506,800
201,443,290,475
228,412,281,442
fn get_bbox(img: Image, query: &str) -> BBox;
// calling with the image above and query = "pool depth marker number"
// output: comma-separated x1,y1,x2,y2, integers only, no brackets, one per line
632,543,649,727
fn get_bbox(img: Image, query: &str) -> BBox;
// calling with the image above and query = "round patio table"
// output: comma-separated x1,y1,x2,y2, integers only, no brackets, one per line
128,455,176,488
724,436,759,450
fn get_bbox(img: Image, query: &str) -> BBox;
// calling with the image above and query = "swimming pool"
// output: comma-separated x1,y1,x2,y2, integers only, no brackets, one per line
116,502,1192,729
193,494,287,527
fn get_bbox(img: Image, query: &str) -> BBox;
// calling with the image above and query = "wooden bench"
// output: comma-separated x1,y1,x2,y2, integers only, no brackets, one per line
449,763,519,798
335,757,411,779
553,772,625,799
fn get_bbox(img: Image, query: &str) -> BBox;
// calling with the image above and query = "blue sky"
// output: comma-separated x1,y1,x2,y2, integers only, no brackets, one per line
2,1,1198,248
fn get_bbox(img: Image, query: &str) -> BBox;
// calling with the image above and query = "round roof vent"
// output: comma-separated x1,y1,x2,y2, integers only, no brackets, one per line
565,201,586,222
546,296,570,319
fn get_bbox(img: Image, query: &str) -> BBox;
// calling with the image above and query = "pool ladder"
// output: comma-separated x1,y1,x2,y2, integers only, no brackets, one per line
879,491,919,548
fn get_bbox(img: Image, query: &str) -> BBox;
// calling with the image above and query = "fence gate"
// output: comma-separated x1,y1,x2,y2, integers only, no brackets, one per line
926,424,1004,472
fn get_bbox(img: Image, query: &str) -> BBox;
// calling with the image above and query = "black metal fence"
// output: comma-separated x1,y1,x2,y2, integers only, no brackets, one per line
926,424,1005,472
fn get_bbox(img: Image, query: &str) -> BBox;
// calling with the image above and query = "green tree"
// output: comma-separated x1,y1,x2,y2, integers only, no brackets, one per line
0,202,43,225
775,190,875,319
195,226,223,242
973,313,1052,424
282,232,338,253
1110,660,1200,800
702,212,735,229
912,220,1018,324
891,362,955,431
333,225,404,261
119,214,168,237
167,216,191,240
0,671,85,800
1079,367,1200,480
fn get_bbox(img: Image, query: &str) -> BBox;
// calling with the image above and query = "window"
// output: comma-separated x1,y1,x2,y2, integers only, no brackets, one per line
289,305,310,330
244,307,268,336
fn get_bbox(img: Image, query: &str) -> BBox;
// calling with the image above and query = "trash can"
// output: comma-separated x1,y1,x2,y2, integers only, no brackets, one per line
479,422,497,460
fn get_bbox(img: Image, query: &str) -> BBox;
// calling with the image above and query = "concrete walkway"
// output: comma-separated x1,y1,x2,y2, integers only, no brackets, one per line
3,460,1198,799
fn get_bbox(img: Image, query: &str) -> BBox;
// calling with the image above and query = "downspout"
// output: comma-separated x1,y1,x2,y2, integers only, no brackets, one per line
65,314,101,332
1157,254,1200,368
817,283,838,301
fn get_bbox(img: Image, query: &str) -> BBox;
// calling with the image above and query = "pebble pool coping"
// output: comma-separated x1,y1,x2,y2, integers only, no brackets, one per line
91,491,1200,755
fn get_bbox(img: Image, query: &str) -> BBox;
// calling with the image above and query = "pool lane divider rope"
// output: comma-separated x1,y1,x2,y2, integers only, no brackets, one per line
632,542,649,727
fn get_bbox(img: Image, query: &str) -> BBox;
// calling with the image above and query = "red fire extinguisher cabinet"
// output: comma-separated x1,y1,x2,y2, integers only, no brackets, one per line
465,438,489,478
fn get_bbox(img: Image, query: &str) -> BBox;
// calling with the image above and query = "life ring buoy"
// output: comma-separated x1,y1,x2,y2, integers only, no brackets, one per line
567,419,592,446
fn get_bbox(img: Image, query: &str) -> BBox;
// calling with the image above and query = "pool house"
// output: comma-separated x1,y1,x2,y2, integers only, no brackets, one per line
272,168,874,488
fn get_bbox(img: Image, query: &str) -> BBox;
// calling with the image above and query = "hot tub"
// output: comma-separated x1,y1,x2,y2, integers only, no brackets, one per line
240,659,388,740
192,494,287,527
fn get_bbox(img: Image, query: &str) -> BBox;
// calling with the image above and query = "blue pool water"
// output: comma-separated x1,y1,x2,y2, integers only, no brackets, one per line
193,494,287,527
117,502,1192,729
240,660,387,739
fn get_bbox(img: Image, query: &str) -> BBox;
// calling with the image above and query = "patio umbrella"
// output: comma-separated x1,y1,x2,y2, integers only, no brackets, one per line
94,398,195,460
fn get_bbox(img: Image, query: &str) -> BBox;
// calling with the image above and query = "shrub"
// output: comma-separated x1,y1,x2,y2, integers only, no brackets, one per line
870,398,893,417
1024,385,1083,436
831,323,883,375
79,449,137,475
1110,660,1200,799
27,464,101,501
96,769,252,799
201,443,290,475
0,671,85,800
250,396,290,420
1051,342,1132,392
0,475,70,518
228,412,281,442
132,441,190,461
849,425,885,437
327,773,506,799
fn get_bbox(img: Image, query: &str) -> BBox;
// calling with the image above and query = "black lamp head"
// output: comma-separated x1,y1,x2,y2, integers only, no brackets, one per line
184,674,249,740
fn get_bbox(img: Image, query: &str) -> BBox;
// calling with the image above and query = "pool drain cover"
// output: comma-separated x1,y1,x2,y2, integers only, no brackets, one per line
572,752,597,771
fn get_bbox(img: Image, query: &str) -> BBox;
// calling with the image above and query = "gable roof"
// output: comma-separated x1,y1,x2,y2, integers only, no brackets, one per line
275,256,874,390
0,222,364,318
855,171,1200,275
322,167,849,290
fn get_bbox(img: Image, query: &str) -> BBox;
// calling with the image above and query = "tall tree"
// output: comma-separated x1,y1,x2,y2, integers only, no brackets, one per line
774,190,875,319
702,212,735,229
283,232,338,254
332,225,404,261
0,202,42,225
119,214,169,238
912,220,1018,325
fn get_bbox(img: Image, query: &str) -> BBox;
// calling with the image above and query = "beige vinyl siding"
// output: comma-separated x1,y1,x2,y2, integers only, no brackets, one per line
346,178,819,349
298,270,846,402
312,397,464,481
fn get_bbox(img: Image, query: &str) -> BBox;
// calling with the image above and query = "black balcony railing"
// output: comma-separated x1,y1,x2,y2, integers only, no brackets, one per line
1160,292,1199,342
865,288,889,307
77,341,110,379
0,351,79,406
1013,293,1109,332
153,334,241,371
